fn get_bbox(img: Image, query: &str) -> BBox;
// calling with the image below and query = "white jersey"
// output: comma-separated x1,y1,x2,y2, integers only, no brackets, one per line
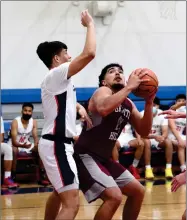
41,62,77,138
14,116,33,144
76,120,83,136
120,123,133,135
141,109,168,136
8,116,34,147
168,106,186,135
1,116,4,134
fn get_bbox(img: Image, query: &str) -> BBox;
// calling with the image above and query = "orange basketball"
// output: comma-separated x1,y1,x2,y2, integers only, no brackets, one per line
131,68,158,98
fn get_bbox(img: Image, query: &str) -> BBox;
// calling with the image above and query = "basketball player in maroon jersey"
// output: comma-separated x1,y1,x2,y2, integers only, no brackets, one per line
74,63,157,220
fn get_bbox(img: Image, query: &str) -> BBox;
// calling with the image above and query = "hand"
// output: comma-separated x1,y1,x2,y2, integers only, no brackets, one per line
170,101,186,110
81,9,94,27
171,171,186,192
23,142,32,149
154,135,165,143
73,136,79,143
126,68,150,91
78,106,93,129
158,110,186,119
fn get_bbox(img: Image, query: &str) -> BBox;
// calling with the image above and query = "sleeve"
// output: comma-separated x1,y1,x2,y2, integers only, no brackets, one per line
1,117,4,134
44,62,70,93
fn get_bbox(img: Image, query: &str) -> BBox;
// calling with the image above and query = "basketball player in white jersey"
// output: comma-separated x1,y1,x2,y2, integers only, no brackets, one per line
141,97,173,180
168,94,186,173
36,10,96,220
116,123,144,179
10,103,49,185
1,116,18,188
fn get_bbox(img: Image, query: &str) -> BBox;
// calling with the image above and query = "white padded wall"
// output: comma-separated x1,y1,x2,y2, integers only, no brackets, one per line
1,1,186,88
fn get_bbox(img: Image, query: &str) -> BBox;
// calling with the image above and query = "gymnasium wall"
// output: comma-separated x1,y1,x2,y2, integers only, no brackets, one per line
1,1,186,93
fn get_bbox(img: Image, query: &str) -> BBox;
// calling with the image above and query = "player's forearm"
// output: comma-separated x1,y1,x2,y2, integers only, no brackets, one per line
99,87,132,116
12,139,25,148
82,23,96,57
76,103,82,111
139,102,154,136
33,137,38,146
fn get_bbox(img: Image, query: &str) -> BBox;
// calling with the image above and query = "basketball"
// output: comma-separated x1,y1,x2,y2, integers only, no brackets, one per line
131,68,158,98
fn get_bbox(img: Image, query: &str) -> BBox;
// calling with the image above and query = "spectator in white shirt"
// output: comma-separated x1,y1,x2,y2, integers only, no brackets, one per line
141,97,173,180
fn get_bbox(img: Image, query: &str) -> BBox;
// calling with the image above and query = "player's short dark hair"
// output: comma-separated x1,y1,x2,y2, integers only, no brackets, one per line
36,41,67,68
98,63,123,87
154,97,160,106
175,94,186,101
22,103,34,110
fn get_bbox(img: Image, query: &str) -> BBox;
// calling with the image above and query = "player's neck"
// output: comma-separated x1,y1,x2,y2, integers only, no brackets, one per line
21,118,29,124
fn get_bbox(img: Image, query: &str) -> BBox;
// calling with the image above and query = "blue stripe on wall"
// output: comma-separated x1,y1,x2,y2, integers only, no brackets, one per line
1,86,186,104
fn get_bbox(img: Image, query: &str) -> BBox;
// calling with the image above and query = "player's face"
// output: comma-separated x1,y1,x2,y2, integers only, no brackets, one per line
54,49,71,65
22,107,33,121
176,98,186,104
102,67,125,90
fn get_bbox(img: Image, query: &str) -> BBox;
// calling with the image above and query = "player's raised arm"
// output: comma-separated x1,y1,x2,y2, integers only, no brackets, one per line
67,10,96,78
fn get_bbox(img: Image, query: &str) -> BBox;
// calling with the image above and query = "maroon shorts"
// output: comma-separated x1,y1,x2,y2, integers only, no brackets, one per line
74,153,134,203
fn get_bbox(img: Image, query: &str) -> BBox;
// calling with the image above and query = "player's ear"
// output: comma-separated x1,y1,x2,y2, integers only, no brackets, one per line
102,80,107,86
53,55,60,63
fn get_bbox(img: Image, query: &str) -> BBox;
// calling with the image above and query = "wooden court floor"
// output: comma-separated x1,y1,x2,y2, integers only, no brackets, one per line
1,180,186,220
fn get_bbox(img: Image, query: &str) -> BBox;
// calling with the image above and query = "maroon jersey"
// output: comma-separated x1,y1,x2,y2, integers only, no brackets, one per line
74,98,133,159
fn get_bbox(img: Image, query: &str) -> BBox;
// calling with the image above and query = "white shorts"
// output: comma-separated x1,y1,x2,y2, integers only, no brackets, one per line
168,134,186,142
118,134,135,148
150,139,161,150
38,138,79,194
18,142,34,153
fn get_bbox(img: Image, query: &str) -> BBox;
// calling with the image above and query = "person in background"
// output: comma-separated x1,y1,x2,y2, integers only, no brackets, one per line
114,123,144,179
141,97,173,180
1,116,18,188
159,108,186,220
168,94,186,173
9,103,49,185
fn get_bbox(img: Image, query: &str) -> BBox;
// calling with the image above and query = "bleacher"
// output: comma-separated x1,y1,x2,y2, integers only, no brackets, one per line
1,86,186,176
2,86,186,135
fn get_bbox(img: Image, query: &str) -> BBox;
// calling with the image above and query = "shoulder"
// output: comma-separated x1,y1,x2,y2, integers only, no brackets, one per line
13,117,20,122
11,119,18,127
93,86,112,95
49,62,70,75
32,119,37,125
91,87,113,101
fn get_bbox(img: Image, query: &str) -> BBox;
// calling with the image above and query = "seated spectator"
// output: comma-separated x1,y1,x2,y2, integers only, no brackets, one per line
113,123,144,179
168,94,186,173
141,97,173,180
170,94,186,110
1,116,18,188
8,103,49,185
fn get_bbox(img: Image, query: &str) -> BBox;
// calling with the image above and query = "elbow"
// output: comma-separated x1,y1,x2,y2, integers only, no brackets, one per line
84,50,96,60
87,51,96,59
98,108,108,117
